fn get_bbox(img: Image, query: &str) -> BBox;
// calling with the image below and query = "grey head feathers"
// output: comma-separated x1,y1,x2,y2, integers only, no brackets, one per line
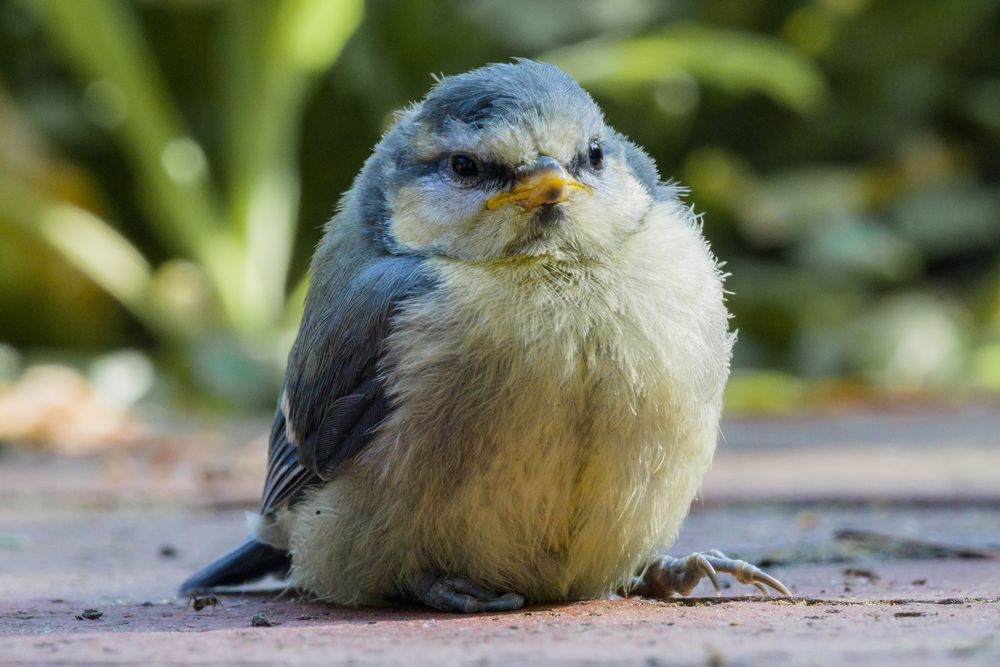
415,59,603,133
344,60,662,254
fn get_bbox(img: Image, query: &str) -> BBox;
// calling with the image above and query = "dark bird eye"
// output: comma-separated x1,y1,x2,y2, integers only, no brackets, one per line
450,154,480,180
588,140,604,170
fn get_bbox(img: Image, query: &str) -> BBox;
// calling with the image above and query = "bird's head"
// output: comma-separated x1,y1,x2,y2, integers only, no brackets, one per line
357,60,661,263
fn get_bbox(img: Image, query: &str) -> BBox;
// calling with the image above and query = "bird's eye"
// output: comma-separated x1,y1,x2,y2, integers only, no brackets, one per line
449,154,480,181
588,140,604,170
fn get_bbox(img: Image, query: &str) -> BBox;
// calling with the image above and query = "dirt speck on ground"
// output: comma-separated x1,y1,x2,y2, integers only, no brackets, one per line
250,613,274,627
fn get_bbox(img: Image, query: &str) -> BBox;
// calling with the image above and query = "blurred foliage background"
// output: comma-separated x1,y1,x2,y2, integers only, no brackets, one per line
2,0,1000,423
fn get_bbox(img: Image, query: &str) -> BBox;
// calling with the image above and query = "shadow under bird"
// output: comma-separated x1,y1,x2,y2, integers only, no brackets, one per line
180,60,789,612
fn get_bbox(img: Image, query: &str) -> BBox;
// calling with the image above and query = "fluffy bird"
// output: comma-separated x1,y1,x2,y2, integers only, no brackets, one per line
180,60,789,612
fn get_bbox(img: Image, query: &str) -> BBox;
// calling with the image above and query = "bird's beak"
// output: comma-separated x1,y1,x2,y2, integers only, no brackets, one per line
486,156,591,211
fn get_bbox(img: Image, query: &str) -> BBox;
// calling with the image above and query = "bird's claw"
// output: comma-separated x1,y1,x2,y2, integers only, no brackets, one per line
415,573,525,613
638,549,790,598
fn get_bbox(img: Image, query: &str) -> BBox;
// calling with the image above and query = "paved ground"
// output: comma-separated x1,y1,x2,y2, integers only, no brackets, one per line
1,406,999,666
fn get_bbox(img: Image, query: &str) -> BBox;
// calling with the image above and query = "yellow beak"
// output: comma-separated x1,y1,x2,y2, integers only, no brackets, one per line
486,157,591,211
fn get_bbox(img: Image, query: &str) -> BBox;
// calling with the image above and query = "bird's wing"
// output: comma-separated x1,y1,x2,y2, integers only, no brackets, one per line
259,255,431,514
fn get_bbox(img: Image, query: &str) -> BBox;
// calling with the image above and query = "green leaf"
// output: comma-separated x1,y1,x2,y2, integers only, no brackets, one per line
20,0,245,328
0,173,169,338
275,0,365,71
219,0,364,330
545,22,828,113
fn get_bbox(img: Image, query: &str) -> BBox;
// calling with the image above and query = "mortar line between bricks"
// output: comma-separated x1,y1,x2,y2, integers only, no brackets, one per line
657,595,1000,607
695,496,1000,509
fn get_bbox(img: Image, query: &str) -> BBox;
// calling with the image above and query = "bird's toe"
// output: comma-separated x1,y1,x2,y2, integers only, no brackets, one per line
415,573,525,613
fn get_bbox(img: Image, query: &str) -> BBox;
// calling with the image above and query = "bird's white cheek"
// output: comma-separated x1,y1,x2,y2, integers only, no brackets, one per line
388,183,518,260
568,167,651,250
387,184,473,252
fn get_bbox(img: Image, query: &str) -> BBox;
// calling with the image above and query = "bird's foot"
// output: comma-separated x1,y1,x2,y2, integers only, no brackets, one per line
415,573,525,613
636,550,790,598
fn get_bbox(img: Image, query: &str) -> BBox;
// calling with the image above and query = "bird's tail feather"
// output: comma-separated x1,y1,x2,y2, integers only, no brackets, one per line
178,537,290,595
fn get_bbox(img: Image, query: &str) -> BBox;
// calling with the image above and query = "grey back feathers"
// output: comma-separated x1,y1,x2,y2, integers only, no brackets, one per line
260,255,433,513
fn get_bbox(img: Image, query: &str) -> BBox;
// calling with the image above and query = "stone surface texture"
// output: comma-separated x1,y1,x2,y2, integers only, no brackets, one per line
1,406,998,665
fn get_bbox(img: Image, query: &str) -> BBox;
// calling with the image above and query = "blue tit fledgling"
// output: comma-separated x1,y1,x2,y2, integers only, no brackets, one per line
180,60,789,612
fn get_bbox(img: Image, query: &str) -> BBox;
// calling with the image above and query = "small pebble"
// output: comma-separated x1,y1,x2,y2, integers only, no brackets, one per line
251,614,273,627
75,609,103,621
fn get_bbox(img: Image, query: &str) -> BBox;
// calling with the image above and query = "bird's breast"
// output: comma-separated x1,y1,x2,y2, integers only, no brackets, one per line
359,202,732,598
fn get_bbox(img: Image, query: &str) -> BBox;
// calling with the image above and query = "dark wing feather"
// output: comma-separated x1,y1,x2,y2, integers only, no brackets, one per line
259,255,431,515
332,388,389,469
307,375,381,475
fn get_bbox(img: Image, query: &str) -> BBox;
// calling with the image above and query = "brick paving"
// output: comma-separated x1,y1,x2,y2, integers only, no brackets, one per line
1,406,998,665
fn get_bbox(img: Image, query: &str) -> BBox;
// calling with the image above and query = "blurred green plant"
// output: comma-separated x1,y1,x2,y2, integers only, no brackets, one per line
546,22,828,114
7,0,363,348
2,0,999,410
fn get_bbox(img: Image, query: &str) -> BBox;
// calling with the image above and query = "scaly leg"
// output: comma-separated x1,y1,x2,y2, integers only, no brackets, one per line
415,573,525,613
635,550,790,598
